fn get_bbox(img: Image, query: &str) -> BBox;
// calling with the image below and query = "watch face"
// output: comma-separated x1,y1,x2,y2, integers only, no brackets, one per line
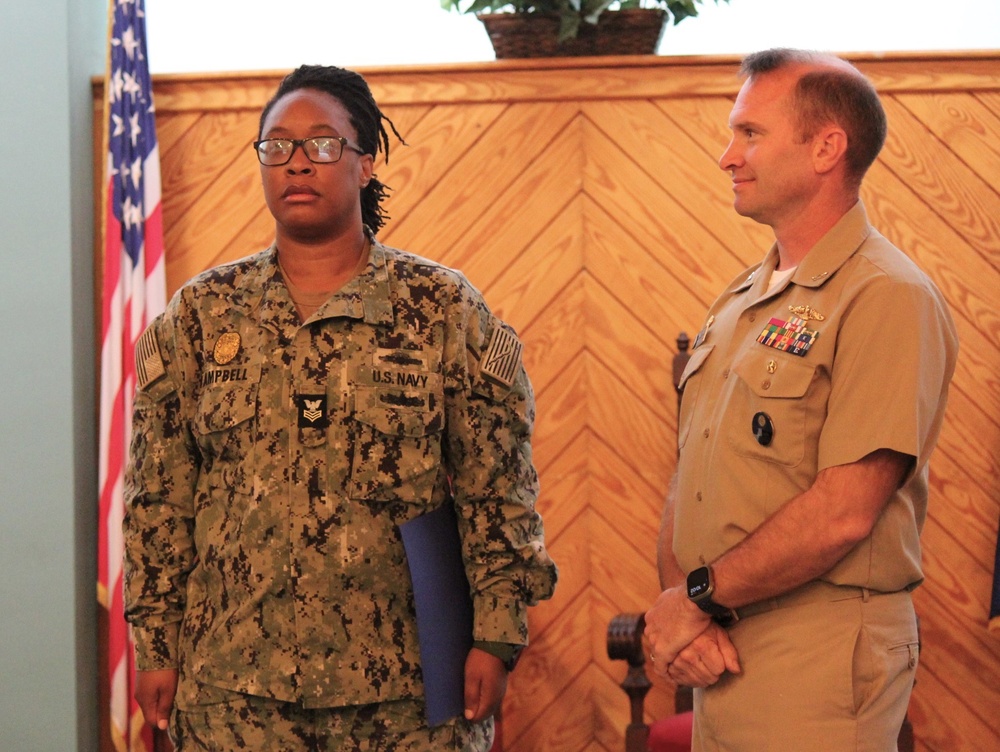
687,567,712,600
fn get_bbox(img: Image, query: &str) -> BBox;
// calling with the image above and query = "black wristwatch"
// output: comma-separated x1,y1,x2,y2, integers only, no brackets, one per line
687,565,738,627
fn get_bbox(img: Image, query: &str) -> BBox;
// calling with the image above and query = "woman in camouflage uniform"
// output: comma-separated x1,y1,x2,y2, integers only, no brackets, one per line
124,64,557,752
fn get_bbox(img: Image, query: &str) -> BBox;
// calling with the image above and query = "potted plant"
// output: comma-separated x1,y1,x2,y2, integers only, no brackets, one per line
441,1,727,58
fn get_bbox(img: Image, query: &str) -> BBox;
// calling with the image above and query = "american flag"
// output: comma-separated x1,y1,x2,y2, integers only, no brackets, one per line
98,0,165,749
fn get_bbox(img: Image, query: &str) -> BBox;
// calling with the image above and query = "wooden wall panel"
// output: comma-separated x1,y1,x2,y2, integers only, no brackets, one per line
95,53,1000,752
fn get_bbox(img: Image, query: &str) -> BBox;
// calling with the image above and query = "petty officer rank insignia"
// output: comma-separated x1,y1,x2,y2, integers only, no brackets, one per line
297,394,329,429
756,315,819,357
481,324,523,389
135,327,166,390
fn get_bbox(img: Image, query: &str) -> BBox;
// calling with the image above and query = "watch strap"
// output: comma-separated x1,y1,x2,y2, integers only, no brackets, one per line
688,565,738,627
695,598,738,626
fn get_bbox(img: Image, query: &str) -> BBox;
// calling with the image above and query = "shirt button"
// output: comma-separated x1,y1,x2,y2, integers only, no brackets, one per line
762,379,771,390
748,313,757,323
696,491,703,501
703,428,710,438
722,368,730,379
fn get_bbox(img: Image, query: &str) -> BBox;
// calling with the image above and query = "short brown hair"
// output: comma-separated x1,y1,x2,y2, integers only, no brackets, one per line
740,48,887,187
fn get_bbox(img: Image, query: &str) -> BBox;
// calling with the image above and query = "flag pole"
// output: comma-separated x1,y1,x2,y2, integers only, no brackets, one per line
101,2,128,743
97,0,115,391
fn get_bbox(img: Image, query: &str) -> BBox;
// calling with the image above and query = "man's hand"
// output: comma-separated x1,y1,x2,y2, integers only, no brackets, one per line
644,585,713,669
135,668,178,731
664,622,741,686
464,647,508,723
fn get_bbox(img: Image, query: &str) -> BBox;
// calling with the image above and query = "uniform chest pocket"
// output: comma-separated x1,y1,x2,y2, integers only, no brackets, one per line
349,385,444,504
727,349,817,466
192,381,258,496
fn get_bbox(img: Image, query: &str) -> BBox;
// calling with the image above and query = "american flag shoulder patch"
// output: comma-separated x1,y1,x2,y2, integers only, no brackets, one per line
135,326,166,390
481,323,523,389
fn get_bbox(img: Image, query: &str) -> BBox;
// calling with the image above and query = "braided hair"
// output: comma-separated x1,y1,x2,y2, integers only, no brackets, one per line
259,65,405,234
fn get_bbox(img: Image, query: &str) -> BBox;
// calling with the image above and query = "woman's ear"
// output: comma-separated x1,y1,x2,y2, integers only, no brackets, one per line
359,153,374,189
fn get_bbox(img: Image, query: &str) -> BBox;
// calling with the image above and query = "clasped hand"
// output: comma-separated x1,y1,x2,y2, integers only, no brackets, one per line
643,586,741,687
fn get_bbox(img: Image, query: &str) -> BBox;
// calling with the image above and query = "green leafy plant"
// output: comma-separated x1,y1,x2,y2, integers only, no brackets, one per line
441,1,727,43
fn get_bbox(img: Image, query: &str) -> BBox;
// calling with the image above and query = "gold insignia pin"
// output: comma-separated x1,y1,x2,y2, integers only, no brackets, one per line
213,332,241,365
767,360,777,374
788,304,825,321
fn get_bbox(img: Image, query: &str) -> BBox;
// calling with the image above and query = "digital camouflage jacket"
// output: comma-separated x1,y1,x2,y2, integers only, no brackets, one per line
123,237,557,709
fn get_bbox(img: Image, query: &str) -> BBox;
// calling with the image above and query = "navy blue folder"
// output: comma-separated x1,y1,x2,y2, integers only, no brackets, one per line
400,501,475,726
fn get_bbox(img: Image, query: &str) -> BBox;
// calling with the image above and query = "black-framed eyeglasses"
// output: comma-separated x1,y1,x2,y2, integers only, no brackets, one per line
252,136,366,166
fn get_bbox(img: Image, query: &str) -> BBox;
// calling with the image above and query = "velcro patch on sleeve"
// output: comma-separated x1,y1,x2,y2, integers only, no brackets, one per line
135,326,167,390
481,322,523,390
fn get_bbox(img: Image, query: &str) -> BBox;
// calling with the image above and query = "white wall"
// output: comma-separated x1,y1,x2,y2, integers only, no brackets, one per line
145,0,1000,74
0,0,105,750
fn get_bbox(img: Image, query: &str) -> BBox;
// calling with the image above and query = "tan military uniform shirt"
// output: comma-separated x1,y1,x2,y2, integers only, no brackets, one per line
674,201,957,592
124,237,557,709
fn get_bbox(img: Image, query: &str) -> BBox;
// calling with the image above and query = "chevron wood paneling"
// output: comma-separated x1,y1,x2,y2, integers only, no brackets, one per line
94,53,1000,752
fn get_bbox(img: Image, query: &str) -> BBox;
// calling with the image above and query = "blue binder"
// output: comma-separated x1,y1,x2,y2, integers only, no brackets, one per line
400,501,475,726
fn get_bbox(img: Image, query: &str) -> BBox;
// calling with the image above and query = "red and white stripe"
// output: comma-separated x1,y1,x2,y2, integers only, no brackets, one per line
97,2,165,746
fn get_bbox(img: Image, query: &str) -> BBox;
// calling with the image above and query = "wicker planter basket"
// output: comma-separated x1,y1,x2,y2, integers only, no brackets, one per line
479,8,667,59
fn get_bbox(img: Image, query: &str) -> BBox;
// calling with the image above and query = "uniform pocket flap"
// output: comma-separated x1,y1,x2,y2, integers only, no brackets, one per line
733,349,816,399
193,387,257,434
677,345,714,392
355,386,442,438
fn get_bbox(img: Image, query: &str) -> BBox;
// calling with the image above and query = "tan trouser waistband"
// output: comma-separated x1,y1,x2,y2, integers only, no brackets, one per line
735,580,907,621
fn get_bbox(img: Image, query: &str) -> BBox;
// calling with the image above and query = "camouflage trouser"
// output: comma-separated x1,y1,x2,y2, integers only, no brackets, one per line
170,696,494,751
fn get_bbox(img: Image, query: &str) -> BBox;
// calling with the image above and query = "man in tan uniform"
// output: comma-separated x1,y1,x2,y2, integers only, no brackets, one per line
123,65,557,751
644,49,958,750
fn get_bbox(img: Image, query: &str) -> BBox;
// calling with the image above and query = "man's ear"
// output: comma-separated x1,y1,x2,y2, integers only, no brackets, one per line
813,126,848,175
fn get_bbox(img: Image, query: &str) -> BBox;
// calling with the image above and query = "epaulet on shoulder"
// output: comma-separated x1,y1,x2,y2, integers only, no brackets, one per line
182,248,271,290
383,244,464,282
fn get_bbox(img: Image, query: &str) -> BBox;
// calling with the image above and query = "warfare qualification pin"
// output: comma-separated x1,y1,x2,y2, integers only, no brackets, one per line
213,332,241,365
787,304,825,322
